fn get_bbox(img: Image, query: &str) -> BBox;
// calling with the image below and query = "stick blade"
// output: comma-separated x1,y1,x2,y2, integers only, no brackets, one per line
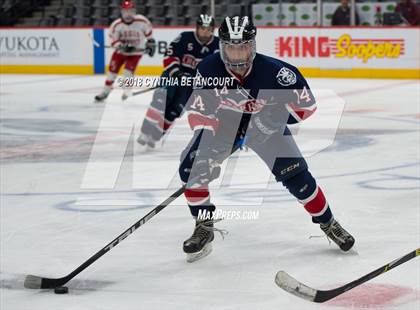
275,271,317,302
24,275,43,289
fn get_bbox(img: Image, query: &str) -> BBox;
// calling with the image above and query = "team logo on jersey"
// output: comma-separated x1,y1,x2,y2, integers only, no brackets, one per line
182,54,201,69
221,98,265,113
276,67,296,86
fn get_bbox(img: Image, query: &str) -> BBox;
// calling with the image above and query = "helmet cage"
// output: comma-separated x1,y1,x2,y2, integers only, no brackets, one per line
218,16,257,70
220,38,256,70
121,8,135,22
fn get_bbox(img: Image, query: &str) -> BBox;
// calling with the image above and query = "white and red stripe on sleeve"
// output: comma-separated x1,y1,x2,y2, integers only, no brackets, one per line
145,29,153,38
132,15,153,38
109,19,122,47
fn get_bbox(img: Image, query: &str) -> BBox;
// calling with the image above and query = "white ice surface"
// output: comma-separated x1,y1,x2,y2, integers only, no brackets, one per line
0,75,419,310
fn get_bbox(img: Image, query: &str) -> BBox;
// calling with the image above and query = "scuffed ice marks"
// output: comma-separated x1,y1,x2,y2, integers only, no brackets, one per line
323,128,416,152
1,122,415,163
1,118,95,134
0,118,97,163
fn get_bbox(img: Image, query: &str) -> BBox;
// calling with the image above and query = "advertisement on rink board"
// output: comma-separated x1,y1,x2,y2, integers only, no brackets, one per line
0,28,93,74
263,28,418,78
0,26,419,78
105,27,420,78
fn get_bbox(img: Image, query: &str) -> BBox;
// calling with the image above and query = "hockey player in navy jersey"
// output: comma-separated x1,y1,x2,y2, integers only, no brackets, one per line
137,14,219,148
180,16,355,262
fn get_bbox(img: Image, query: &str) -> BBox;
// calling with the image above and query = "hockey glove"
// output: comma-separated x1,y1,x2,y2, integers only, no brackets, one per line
249,106,287,144
188,130,222,186
145,38,156,57
189,157,221,186
170,68,184,80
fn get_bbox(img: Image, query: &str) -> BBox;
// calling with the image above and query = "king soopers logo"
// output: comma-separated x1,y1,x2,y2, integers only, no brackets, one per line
276,34,404,63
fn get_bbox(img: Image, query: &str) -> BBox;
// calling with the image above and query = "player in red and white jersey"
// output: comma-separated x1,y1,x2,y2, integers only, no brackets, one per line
94,1,156,102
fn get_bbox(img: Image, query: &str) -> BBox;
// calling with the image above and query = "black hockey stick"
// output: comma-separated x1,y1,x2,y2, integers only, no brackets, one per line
275,248,420,303
88,34,146,51
88,33,113,49
131,86,159,97
24,186,186,289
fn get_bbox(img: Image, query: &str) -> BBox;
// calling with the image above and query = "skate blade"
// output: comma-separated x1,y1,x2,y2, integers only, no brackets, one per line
137,137,146,145
122,91,132,101
186,243,212,263
137,137,155,149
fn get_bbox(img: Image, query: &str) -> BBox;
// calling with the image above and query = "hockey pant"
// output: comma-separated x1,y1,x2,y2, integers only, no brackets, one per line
179,128,333,224
140,82,190,142
105,51,142,87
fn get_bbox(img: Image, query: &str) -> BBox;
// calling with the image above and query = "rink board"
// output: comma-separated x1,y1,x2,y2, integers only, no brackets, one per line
0,26,419,78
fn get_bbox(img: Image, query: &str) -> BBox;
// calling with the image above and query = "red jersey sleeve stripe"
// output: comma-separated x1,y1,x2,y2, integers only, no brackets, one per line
145,30,153,37
163,56,181,68
286,103,317,122
188,113,219,132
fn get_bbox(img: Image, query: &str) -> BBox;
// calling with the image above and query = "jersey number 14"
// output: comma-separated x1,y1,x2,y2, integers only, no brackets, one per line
293,86,311,104
191,95,205,111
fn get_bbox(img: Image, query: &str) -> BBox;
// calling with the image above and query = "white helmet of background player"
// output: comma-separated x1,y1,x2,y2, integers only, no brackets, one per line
195,14,215,44
121,1,136,23
218,16,257,72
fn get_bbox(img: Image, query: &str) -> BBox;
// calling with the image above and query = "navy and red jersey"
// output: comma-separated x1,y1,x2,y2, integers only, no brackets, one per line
163,31,220,77
186,52,317,136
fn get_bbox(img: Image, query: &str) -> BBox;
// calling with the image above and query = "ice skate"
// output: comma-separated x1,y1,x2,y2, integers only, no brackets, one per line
94,88,111,103
183,219,215,262
121,89,132,101
136,133,156,148
320,218,355,252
